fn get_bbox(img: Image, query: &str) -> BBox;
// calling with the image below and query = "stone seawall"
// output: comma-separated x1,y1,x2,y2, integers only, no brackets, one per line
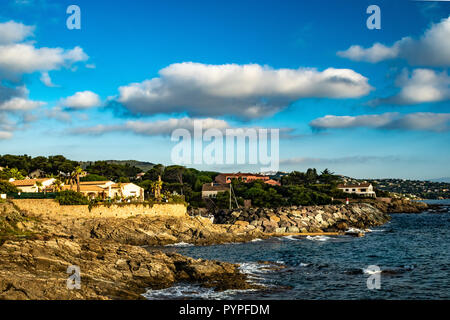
212,203,391,234
12,199,187,218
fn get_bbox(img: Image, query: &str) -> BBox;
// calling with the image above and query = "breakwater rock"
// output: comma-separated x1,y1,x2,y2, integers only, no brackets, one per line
212,203,391,234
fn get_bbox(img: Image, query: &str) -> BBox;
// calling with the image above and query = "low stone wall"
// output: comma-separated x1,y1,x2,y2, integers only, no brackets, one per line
12,199,187,218
213,203,391,233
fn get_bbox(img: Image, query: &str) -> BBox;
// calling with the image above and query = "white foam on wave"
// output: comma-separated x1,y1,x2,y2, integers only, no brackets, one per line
346,227,366,234
142,284,257,300
251,238,263,242
299,263,310,267
164,242,194,247
363,267,382,275
283,235,300,241
306,235,330,241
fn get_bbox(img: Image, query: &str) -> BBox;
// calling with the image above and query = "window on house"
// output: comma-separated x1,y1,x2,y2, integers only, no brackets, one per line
360,189,366,192
352,189,356,192
345,189,349,191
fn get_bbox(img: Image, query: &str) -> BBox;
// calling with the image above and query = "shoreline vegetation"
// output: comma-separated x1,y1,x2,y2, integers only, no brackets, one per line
0,197,429,300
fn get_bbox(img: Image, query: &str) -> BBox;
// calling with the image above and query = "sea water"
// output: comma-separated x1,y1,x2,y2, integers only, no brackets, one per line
144,200,450,300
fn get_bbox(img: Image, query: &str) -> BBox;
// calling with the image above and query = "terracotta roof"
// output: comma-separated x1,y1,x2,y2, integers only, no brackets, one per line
217,173,267,177
337,183,371,188
10,178,53,187
79,181,113,185
111,183,141,188
202,183,229,192
62,185,106,192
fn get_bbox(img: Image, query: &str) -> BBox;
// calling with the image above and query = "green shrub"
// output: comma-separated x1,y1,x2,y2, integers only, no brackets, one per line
0,180,19,194
55,190,89,205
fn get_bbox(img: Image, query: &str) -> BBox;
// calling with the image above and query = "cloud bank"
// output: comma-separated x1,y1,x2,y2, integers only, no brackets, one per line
310,112,450,132
116,62,372,119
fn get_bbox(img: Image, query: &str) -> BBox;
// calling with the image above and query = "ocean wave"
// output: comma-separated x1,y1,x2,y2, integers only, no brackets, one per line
251,238,263,242
283,235,300,241
165,242,194,247
306,235,330,241
142,284,257,300
299,262,310,267
363,267,381,275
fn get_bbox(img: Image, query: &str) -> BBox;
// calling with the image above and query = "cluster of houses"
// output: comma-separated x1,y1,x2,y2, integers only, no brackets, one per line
201,172,377,198
8,178,145,201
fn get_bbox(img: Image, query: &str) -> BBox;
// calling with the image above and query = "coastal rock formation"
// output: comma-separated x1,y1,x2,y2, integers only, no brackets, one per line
0,238,253,300
0,201,259,299
212,203,391,233
370,199,428,213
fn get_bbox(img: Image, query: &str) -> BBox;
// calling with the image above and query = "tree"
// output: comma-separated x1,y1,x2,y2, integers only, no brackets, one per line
143,164,165,181
0,181,19,194
53,179,64,192
70,166,83,193
163,165,186,195
35,181,43,192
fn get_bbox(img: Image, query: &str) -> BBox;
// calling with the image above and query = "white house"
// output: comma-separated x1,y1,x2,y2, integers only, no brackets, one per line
10,178,56,193
79,181,144,200
337,183,376,197
79,180,115,188
108,183,145,201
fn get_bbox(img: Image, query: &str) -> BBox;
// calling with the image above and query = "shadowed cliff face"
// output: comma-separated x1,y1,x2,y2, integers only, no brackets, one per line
0,202,260,300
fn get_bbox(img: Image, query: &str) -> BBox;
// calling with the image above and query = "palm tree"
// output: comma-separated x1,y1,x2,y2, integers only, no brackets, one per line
53,179,63,192
70,166,83,193
35,181,43,193
151,176,163,201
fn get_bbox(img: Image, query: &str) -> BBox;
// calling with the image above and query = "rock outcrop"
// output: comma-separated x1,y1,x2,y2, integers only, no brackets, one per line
0,201,258,300
0,238,253,300
370,199,428,213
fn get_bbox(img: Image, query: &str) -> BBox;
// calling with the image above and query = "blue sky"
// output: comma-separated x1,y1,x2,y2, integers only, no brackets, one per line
0,0,449,179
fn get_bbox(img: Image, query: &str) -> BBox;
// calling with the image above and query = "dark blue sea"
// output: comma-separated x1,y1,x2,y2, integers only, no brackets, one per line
144,200,450,300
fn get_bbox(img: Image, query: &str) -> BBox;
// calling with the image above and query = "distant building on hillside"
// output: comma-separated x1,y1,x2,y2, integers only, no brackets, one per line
29,169,45,179
215,173,281,186
337,183,376,197
202,183,229,198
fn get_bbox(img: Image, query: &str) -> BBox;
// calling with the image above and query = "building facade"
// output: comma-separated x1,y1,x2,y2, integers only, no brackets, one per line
337,183,376,197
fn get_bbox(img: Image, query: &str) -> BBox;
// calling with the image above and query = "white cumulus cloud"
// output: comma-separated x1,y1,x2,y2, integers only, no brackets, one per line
338,16,450,66
60,91,101,109
0,20,34,44
0,97,45,111
372,69,450,105
116,62,372,119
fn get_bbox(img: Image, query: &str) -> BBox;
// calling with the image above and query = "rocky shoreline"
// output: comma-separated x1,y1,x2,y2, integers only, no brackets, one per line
210,203,391,234
0,198,428,299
